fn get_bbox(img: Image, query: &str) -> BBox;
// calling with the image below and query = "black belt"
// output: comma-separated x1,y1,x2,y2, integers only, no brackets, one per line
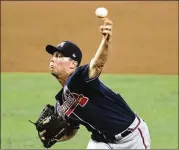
105,131,132,143
120,130,133,138
101,130,134,143
115,116,141,140
92,116,141,143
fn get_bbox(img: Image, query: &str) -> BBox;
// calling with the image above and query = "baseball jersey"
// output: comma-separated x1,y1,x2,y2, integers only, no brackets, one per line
55,64,135,141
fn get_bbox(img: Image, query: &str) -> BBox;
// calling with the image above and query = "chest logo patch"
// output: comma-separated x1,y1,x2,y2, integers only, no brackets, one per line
60,86,89,116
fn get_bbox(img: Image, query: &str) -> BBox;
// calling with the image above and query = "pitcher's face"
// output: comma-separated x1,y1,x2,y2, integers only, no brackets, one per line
49,52,72,76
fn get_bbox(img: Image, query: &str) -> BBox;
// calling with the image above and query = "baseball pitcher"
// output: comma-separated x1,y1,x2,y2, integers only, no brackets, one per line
30,16,151,149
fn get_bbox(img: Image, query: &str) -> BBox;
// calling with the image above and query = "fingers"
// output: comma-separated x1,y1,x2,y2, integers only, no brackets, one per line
104,19,113,25
100,24,112,35
100,25,112,30
102,30,112,34
39,130,46,136
39,130,46,140
99,19,113,41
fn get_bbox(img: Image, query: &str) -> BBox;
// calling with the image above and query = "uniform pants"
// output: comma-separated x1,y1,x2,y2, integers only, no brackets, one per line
86,116,151,149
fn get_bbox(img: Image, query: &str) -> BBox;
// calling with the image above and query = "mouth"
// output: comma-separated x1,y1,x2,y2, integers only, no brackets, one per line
49,64,54,71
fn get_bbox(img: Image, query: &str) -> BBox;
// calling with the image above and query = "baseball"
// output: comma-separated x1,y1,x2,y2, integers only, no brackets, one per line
95,7,108,18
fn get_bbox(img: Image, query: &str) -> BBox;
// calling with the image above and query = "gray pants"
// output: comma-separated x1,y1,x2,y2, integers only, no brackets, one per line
87,116,151,149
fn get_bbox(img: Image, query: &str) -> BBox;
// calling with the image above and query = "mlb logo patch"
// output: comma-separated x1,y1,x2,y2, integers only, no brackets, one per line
72,53,76,58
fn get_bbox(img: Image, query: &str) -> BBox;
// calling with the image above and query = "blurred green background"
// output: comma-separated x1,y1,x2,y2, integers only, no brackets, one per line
1,73,178,149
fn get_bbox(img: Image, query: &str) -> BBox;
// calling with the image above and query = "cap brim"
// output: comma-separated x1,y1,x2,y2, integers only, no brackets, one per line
46,45,59,55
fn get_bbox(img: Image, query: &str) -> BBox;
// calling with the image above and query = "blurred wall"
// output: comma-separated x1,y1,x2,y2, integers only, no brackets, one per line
1,1,178,74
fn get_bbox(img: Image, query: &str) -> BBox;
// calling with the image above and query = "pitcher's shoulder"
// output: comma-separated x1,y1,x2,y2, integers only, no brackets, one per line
73,64,89,75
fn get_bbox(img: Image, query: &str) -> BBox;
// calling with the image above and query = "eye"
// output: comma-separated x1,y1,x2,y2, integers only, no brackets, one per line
52,52,59,58
58,54,62,58
57,53,64,58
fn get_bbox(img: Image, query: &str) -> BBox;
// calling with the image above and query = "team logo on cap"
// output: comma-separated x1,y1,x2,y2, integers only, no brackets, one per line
58,42,66,48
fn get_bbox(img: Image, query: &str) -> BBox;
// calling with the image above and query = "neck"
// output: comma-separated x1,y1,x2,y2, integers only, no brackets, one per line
51,73,68,86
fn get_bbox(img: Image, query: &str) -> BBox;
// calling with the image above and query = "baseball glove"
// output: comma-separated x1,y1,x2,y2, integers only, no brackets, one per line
29,104,69,148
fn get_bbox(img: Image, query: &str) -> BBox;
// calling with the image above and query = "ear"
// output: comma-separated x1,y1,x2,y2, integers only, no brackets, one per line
70,60,78,69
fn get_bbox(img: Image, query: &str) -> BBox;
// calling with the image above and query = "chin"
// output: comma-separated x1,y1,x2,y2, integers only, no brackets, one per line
51,71,60,78
50,71,56,75
50,70,55,75
51,72,58,77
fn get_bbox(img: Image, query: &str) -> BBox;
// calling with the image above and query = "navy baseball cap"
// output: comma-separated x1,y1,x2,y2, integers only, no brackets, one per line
46,41,82,66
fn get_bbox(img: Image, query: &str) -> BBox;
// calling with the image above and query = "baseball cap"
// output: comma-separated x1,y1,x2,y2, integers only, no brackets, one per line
46,41,82,66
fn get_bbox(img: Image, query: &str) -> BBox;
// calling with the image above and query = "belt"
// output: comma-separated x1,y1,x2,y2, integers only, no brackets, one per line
114,115,141,141
92,116,141,143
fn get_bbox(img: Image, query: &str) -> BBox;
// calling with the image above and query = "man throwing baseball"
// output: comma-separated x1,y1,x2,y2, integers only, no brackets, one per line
43,18,151,149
